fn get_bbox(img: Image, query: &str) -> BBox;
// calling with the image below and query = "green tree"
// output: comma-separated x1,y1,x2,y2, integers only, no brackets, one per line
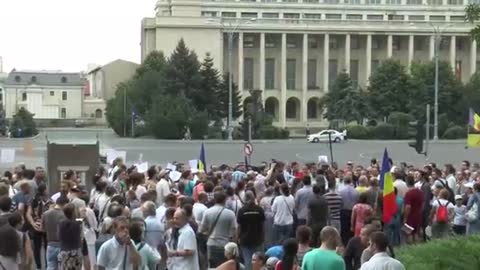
367,60,410,119
135,51,166,78
190,111,209,139
106,82,133,137
463,72,480,113
147,95,192,139
9,107,37,138
218,73,242,120
408,61,464,124
164,39,202,100
199,53,221,118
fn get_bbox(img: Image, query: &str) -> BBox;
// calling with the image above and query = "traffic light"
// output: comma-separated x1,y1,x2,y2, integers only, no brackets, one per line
408,120,425,155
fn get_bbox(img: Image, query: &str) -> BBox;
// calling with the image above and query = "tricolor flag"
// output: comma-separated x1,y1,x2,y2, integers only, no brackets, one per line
468,108,480,147
198,143,207,172
379,148,397,224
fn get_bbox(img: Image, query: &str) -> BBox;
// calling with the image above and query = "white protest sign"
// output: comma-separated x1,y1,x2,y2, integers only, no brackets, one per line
189,159,198,170
136,162,149,174
107,149,127,165
166,163,177,171
0,149,15,163
169,170,182,182
318,155,329,164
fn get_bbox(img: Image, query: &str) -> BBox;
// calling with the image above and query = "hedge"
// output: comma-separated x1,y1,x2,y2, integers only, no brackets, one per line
346,125,370,139
397,236,480,270
442,125,467,139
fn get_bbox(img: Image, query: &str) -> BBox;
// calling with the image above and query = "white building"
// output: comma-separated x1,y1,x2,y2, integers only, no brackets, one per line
142,0,477,129
3,70,85,119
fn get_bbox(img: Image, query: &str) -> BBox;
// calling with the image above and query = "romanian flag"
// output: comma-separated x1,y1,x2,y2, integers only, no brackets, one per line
468,108,480,132
379,148,397,224
468,109,480,148
198,143,207,172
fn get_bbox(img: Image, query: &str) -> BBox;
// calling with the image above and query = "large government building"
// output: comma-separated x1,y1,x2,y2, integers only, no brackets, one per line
142,0,477,128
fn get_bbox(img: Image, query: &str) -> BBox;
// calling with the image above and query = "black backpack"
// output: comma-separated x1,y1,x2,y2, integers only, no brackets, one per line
438,180,455,203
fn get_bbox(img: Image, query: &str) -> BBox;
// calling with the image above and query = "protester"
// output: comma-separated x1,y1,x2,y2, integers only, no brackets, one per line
429,189,455,239
0,223,21,270
351,193,373,237
129,221,161,270
301,226,345,270
295,226,312,267
359,232,405,270
43,195,69,270
216,242,244,270
295,176,313,226
453,195,467,235
307,185,329,247
272,183,295,244
166,209,199,270
58,203,83,270
403,176,424,244
339,176,359,246
344,224,377,270
252,252,267,270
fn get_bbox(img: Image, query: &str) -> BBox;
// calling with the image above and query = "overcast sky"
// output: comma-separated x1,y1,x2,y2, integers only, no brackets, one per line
0,0,155,72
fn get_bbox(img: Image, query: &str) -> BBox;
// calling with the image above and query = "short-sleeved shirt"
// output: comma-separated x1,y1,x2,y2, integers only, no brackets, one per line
302,248,346,270
199,205,236,247
42,208,66,246
165,224,199,270
12,192,32,211
135,242,161,270
324,192,343,220
272,195,295,226
403,188,425,229
144,216,164,248
237,203,265,247
97,237,136,270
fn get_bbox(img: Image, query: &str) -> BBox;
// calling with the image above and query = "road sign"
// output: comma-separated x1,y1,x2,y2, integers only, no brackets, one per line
244,143,253,156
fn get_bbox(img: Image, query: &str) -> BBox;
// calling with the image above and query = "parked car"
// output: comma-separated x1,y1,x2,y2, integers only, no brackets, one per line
307,129,347,143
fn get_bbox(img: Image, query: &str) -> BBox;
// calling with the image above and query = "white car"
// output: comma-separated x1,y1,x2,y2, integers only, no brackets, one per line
307,129,347,143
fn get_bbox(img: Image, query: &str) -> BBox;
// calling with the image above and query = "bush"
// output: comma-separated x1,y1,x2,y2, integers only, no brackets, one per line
397,236,480,270
370,123,395,139
388,112,414,139
207,126,223,139
346,125,370,139
442,125,467,139
9,108,38,138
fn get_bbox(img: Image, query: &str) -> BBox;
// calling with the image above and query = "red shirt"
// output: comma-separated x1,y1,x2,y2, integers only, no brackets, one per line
404,188,425,229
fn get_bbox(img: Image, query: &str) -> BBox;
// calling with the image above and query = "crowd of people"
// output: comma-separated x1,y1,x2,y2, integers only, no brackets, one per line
0,157,478,270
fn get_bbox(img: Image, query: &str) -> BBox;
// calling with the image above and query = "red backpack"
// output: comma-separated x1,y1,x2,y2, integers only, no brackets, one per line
436,200,450,223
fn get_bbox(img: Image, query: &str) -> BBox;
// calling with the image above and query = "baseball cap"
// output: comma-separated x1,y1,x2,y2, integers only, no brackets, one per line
455,195,463,201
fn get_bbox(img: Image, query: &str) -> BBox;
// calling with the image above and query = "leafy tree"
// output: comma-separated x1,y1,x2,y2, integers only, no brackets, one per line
199,53,221,118
147,95,192,139
408,61,464,124
135,51,166,78
9,107,37,138
463,72,480,113
163,39,202,100
367,60,410,119
218,73,242,120
106,82,133,137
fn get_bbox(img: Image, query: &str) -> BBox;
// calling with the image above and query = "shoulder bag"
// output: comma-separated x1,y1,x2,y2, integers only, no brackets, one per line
197,207,225,253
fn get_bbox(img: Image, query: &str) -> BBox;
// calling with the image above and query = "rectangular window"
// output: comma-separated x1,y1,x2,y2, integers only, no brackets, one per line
393,36,401,50
244,35,255,48
367,15,383,20
62,91,67,101
372,37,381,50
350,60,359,86
201,11,217,17
440,37,450,50
456,39,463,50
328,59,338,89
450,15,465,21
308,59,317,89
61,108,66,119
284,13,300,23
388,15,404,21
345,0,361,3
324,0,339,3
407,0,422,3
428,0,443,4
329,36,338,50
448,0,462,4
287,59,296,90
386,0,401,3
266,36,276,48
222,12,236,18
351,36,360,50
265,58,275,89
304,0,319,3
346,14,363,20
414,38,424,51
241,12,257,18
244,58,254,90
455,60,462,79
50,91,54,96
262,13,279,18
430,15,446,21
287,38,298,49
409,15,425,21
303,14,322,20
325,14,342,20
372,60,380,73
21,92,27,101
308,37,318,49
366,0,381,4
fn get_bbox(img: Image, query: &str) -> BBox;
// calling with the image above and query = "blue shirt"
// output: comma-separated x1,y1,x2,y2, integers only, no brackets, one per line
295,185,314,220
12,192,32,210
144,216,164,249
231,171,247,189
265,245,283,259
338,185,359,210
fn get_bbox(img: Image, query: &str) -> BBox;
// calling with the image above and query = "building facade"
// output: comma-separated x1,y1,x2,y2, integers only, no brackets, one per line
142,0,478,128
3,71,85,120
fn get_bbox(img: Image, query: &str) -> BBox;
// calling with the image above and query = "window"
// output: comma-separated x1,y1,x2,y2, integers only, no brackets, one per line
201,11,217,17
372,60,380,73
31,76,37,83
409,15,425,21
455,60,462,79
308,37,318,48
407,0,422,3
372,37,381,50
287,37,298,48
388,15,404,21
241,12,257,18
328,59,338,89
324,0,339,3
244,35,255,48
307,99,318,119
61,76,67,83
50,91,54,96
430,15,446,21
350,60,359,86
448,0,462,4
428,0,442,4
304,14,322,20
266,36,277,48
14,75,21,82
351,36,360,50
222,12,236,18
456,39,463,50
21,92,27,101
244,58,254,90
95,109,103,119
62,91,67,101
393,36,401,50
345,0,360,3
304,0,319,3
308,59,317,89
265,58,275,89
329,36,338,50
386,0,401,3
262,13,279,18
286,98,299,119
346,14,362,20
284,13,300,23
287,59,296,90
366,0,381,4
414,38,424,51
367,15,383,20
450,15,466,21
61,108,66,119
325,14,341,20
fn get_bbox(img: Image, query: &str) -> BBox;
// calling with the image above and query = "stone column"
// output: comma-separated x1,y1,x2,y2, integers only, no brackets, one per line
471,39,477,76
260,33,266,100
387,34,393,58
238,32,244,94
366,34,372,85
345,34,351,73
280,33,287,128
302,33,308,123
408,35,414,69
450,35,456,73
429,35,435,60
323,33,330,92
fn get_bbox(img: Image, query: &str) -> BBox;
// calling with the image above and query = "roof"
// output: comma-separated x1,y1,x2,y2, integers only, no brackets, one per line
5,70,85,86
87,59,139,75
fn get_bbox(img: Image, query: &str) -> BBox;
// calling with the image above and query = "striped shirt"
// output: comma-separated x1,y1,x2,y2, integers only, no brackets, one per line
231,171,247,189
324,191,343,220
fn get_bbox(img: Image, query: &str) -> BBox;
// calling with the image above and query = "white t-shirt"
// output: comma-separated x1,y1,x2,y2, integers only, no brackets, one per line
431,198,455,222
166,224,199,270
95,193,111,221
156,179,170,206
192,202,208,225
393,180,408,198
97,237,136,270
271,195,295,226
132,185,147,200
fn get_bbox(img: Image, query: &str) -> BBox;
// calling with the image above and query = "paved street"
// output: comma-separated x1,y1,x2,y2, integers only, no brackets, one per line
0,128,477,170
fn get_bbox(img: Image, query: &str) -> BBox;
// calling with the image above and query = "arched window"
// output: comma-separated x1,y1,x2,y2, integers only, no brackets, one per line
95,109,103,118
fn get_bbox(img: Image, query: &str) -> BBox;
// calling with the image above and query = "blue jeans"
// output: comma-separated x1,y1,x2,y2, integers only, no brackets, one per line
273,224,292,245
46,245,60,270
240,245,263,270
